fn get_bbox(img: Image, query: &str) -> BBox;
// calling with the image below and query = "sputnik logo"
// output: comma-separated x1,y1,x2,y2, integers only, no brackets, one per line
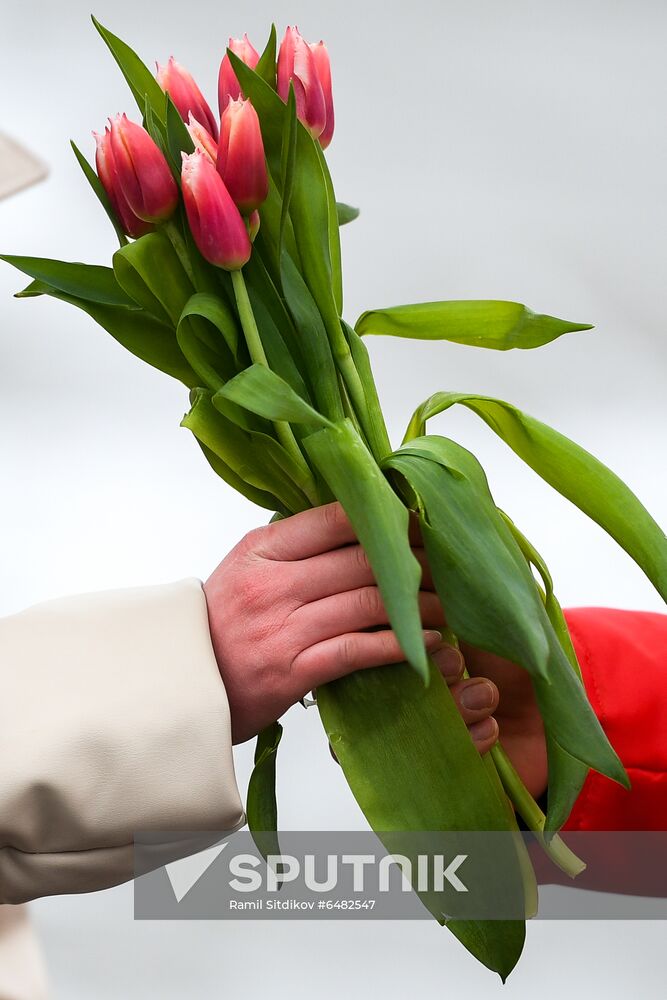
165,842,229,903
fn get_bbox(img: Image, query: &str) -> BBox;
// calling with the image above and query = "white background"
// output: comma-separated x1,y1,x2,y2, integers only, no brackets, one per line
1,0,665,996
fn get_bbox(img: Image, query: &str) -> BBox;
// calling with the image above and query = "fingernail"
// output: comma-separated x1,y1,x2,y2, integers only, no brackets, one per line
460,680,495,710
432,644,464,678
424,630,443,649
469,716,498,744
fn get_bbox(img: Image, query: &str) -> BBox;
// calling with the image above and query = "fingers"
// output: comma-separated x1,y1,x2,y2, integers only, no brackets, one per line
450,677,500,754
431,644,465,683
467,716,499,753
294,628,444,692
250,503,357,561
290,544,435,603
248,502,424,564
290,585,445,648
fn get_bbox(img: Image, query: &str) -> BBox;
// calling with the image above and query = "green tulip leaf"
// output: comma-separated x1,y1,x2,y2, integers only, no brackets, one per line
342,320,391,457
92,16,167,127
336,202,360,226
304,420,429,681
196,439,285,513
256,24,278,89
247,721,283,863
318,660,528,979
14,279,197,386
252,177,300,285
406,392,667,602
182,389,310,513
497,510,590,826
113,231,194,326
316,144,343,312
217,365,331,428
385,438,628,828
243,250,305,370
178,291,240,363
70,141,128,248
356,300,592,350
245,247,340,419
164,93,194,171
176,293,242,400
143,99,169,164
2,254,135,307
243,271,312,403
279,86,298,260
499,511,582,678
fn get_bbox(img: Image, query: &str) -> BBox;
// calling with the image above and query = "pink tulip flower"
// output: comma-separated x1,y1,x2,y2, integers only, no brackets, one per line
217,98,268,215
94,128,154,239
218,34,260,114
157,56,219,140
277,26,326,140
181,150,251,270
108,114,178,224
186,112,218,164
309,41,334,149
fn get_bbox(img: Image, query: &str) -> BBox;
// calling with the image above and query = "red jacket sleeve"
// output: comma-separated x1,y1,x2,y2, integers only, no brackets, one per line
562,607,667,831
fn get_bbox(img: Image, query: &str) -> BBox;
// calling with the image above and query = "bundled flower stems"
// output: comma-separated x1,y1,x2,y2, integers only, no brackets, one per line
3,17,666,979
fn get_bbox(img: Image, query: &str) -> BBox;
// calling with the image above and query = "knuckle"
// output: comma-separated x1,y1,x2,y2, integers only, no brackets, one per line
353,544,371,574
323,501,346,533
340,635,358,668
240,526,264,554
378,629,399,656
357,585,384,618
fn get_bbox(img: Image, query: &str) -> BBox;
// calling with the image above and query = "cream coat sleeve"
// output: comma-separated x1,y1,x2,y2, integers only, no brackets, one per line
0,579,245,905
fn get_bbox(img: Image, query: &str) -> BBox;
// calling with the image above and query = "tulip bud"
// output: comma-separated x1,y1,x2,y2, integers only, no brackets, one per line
277,26,326,140
94,128,154,239
309,41,334,149
181,150,251,270
186,112,218,164
218,34,260,114
157,56,219,141
217,98,268,216
248,209,260,242
109,114,178,224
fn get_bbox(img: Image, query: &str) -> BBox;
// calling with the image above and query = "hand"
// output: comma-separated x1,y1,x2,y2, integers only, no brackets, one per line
458,643,549,800
203,502,489,744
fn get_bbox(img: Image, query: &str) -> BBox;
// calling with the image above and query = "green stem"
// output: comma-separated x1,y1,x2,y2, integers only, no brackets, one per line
336,350,387,461
338,374,365,440
490,743,585,878
163,218,197,288
231,268,319,506
341,321,392,461
320,306,386,460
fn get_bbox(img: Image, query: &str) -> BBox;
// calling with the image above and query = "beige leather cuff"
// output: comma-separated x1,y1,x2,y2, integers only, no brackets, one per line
0,579,244,903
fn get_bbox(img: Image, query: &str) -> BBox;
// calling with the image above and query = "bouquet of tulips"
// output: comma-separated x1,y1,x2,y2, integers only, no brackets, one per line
4,16,666,979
